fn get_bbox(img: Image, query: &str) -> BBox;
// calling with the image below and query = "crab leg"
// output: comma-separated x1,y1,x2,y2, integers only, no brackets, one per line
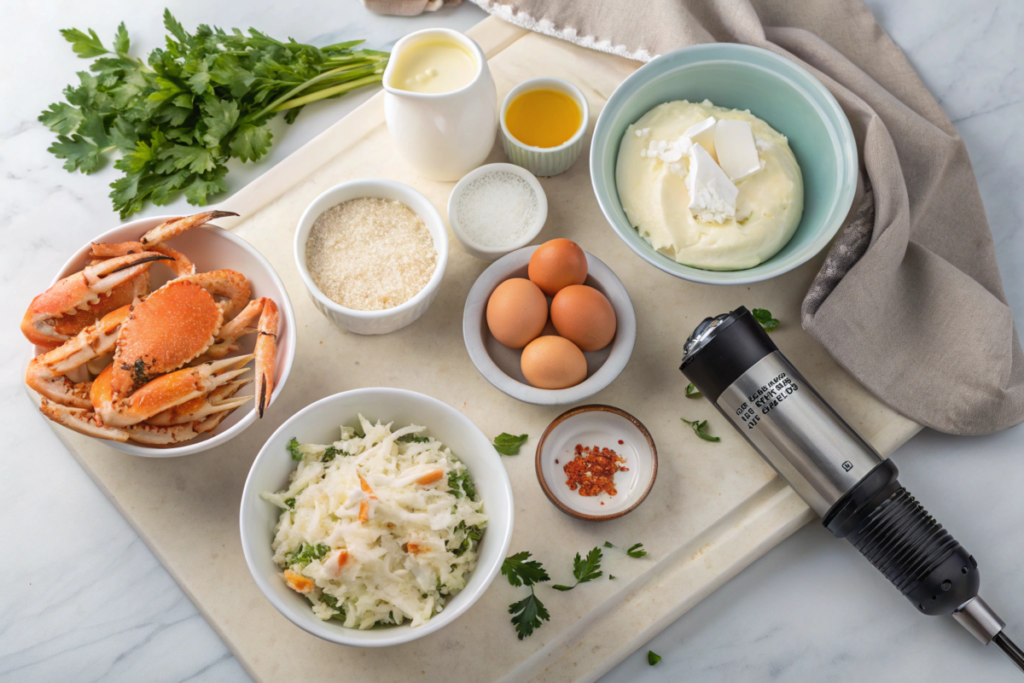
90,242,195,277
253,299,279,418
21,252,173,347
139,211,239,248
25,306,132,408
176,269,252,320
39,400,130,442
146,379,252,426
94,355,253,428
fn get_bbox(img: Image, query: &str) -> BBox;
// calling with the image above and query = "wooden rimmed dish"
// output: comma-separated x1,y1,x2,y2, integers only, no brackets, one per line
535,405,657,521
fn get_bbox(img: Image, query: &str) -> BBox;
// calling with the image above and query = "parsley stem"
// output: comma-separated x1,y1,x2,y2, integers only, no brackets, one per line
274,73,384,112
257,57,387,119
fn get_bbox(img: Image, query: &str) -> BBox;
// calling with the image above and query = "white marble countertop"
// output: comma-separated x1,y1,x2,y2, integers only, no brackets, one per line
3,1,1022,681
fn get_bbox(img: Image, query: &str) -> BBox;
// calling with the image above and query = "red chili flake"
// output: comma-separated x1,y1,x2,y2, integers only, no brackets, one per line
618,439,624,445
563,444,629,497
600,501,605,505
555,459,559,464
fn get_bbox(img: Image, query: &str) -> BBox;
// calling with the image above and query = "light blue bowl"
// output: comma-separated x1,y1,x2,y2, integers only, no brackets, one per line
590,44,857,285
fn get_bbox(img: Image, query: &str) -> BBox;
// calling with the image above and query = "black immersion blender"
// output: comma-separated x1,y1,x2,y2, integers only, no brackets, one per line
680,306,1024,672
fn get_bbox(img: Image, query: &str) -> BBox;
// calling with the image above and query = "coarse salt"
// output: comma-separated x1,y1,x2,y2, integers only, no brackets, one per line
305,198,436,311
455,170,538,248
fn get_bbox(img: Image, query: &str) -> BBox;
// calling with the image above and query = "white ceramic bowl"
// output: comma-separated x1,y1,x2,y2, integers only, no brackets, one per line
500,77,590,177
25,215,297,458
462,246,636,405
294,179,449,335
447,163,548,261
240,388,514,647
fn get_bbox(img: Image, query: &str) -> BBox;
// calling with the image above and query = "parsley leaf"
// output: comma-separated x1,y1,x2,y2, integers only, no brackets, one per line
648,651,662,666
685,382,702,398
681,417,720,442
509,591,550,640
284,497,296,510
286,543,330,566
448,522,483,557
604,541,648,558
553,547,603,591
397,434,430,443
447,469,477,501
501,551,550,588
44,13,389,218
322,445,351,462
61,28,109,58
503,552,551,640
287,437,304,461
752,308,780,332
493,433,528,455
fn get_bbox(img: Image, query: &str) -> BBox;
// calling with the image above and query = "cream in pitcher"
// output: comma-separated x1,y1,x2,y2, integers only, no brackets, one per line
383,29,497,181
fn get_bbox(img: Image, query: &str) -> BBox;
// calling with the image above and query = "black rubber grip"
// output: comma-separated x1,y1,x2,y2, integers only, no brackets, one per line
838,484,980,615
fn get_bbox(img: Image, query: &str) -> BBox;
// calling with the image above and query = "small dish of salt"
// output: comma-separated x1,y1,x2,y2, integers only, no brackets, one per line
447,163,548,261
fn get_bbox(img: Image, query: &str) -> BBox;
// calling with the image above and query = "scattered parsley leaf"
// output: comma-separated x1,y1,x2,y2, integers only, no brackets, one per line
287,437,304,461
685,382,702,398
509,591,550,640
503,552,551,639
501,552,550,588
603,541,648,559
681,417,720,442
553,547,603,591
284,497,296,510
625,543,647,558
397,434,430,443
493,433,528,455
609,575,616,580
321,445,350,462
648,651,662,666
752,308,780,332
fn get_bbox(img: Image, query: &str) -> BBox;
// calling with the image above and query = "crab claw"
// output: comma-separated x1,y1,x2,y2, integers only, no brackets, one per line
94,355,253,428
254,299,279,418
21,252,173,347
139,211,239,247
26,305,131,408
146,379,252,426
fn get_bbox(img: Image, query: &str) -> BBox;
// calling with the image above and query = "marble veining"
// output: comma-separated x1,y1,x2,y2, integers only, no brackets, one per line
1,0,1022,681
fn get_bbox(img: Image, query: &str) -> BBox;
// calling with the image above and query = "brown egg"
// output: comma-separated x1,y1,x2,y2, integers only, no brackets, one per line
520,335,588,389
550,285,617,352
486,278,548,349
528,238,588,296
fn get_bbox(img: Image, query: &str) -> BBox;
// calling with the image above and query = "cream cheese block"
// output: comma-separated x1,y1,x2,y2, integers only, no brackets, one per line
617,100,804,271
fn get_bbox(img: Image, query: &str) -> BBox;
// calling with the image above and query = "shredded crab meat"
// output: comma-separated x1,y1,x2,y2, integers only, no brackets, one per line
262,415,487,628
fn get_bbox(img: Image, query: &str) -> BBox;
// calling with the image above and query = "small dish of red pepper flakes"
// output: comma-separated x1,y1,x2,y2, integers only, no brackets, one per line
563,444,629,497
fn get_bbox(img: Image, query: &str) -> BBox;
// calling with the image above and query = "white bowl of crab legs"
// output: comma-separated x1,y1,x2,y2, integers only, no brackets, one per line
21,211,297,458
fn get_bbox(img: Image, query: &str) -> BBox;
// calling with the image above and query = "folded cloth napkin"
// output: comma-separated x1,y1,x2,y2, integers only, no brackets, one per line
362,0,462,16
470,0,1024,435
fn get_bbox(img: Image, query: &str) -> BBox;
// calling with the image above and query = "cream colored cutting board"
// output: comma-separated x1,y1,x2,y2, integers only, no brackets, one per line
44,17,920,683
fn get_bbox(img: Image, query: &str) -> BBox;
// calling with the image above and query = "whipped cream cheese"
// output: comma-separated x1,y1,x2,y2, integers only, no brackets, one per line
616,100,804,271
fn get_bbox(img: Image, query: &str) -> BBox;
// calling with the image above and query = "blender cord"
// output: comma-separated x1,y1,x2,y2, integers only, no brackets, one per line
994,632,1024,674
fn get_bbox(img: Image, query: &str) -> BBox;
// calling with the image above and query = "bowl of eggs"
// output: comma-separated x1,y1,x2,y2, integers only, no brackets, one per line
462,239,636,405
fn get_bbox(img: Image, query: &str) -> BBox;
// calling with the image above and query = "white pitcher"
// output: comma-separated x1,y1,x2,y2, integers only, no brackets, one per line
383,30,497,181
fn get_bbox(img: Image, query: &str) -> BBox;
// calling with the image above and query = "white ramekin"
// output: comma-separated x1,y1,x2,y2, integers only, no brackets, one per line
500,77,590,177
294,179,449,335
447,163,548,261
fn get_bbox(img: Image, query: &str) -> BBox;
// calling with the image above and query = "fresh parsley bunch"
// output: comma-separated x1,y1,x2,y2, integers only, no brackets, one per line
40,11,388,218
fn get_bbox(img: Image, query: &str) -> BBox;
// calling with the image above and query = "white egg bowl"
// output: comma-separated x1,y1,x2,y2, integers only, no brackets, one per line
239,387,514,647
24,214,297,458
294,179,449,335
462,246,636,405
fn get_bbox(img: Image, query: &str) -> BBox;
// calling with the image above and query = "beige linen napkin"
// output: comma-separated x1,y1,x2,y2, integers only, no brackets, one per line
361,0,462,16
470,0,1024,435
